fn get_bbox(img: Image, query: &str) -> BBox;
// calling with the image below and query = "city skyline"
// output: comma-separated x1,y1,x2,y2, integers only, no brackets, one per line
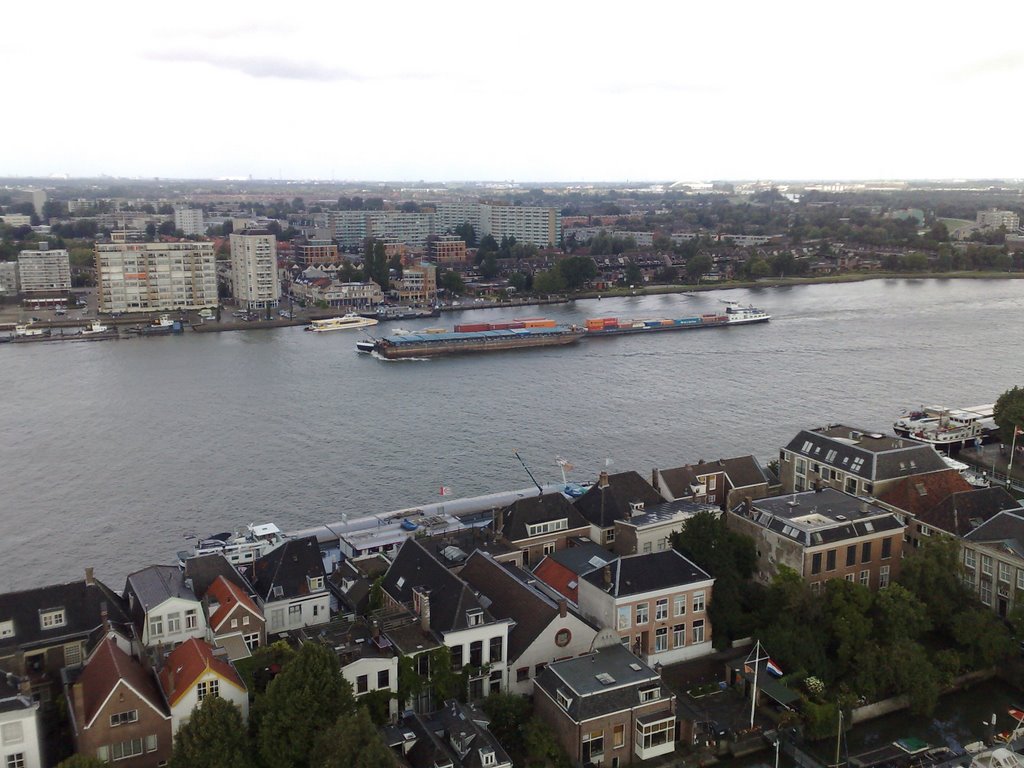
4,1,1024,181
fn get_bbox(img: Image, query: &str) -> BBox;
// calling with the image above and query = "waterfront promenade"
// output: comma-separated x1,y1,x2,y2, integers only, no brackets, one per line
960,443,1024,494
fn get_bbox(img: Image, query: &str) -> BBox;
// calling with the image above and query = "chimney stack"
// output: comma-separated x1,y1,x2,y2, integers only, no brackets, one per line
558,598,567,618
100,601,110,633
416,589,431,632
84,567,95,587
603,565,613,589
598,471,609,489
372,620,381,641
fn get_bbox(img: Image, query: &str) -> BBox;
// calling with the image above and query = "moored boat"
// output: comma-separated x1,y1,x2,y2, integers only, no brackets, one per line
306,314,380,332
893,404,997,447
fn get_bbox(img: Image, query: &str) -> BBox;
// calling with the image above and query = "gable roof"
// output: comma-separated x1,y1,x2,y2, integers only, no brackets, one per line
385,700,512,768
658,455,771,499
459,552,561,661
248,536,325,603
158,638,246,707
936,491,1024,539
382,539,495,634
207,575,262,632
0,574,131,655
125,565,199,633
581,549,711,597
573,471,664,528
182,554,252,599
784,426,947,481
876,469,973,518
497,492,589,542
78,638,168,728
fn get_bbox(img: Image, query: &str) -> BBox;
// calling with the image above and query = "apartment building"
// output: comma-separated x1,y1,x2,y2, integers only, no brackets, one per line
17,245,71,294
436,202,561,248
962,509,1024,618
230,232,280,310
96,240,217,313
394,264,437,305
294,239,339,266
977,209,1020,230
173,208,205,236
728,489,905,592
428,236,467,265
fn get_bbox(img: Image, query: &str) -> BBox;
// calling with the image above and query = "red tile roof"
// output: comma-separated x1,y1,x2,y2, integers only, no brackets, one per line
533,557,580,603
877,469,972,518
158,638,246,707
207,575,261,632
79,638,167,728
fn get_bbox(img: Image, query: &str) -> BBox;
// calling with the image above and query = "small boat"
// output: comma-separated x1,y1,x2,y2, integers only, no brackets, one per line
138,314,183,336
356,339,376,353
80,320,111,336
177,522,289,566
723,302,772,324
894,404,997,447
305,314,380,332
14,323,48,338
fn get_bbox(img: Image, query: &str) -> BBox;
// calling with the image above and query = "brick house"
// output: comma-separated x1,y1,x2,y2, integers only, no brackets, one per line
572,472,665,547
652,455,774,509
533,642,676,766
493,493,591,568
157,638,248,735
205,576,265,661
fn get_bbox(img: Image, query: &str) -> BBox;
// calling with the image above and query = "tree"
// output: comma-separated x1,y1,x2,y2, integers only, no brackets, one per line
557,256,597,290
145,222,156,240
685,254,713,280
314,707,393,768
897,537,971,633
257,642,356,768
994,385,1024,445
158,221,176,236
454,223,476,247
56,757,108,768
438,268,464,295
533,268,566,294
480,252,499,279
624,260,642,286
169,695,248,768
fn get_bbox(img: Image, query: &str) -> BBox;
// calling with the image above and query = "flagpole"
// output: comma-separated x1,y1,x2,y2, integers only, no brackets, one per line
1009,426,1020,488
750,640,760,727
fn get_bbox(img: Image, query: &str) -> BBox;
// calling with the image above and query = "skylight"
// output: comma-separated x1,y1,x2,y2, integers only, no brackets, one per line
595,672,616,685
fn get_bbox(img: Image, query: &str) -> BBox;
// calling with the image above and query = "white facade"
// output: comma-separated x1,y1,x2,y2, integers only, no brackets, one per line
230,233,280,310
442,621,512,697
174,208,205,236
0,694,42,768
0,215,31,227
139,597,207,648
506,613,602,696
264,590,330,636
977,209,1020,230
342,655,400,719
96,241,218,313
17,247,70,293
0,262,18,295
436,202,561,247
168,669,248,735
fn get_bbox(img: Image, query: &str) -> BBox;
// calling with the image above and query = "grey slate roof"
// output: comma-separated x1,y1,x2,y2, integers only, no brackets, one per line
534,643,671,723
247,536,326,603
573,471,665,529
965,510,1024,557
741,489,905,547
580,549,711,596
542,540,616,576
920,487,1023,537
785,426,947,481
619,498,720,530
658,455,771,498
181,554,252,599
125,565,199,634
384,700,512,768
0,575,131,655
382,539,495,634
497,492,589,542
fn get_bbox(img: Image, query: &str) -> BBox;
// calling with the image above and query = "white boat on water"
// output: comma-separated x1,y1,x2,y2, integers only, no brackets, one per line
724,302,772,324
80,320,110,335
894,404,997,447
306,314,379,332
178,522,289,566
14,324,47,337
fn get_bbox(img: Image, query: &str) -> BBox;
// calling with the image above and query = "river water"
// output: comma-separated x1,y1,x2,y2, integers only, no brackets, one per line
2,279,1023,591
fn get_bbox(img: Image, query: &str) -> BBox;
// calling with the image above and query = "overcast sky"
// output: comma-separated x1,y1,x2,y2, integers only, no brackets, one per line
4,1,1023,182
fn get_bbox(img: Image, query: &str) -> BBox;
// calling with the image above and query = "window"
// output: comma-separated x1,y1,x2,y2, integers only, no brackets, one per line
167,612,181,633
964,549,976,568
693,592,705,612
1018,568,1024,591
145,735,158,753
451,645,463,671
309,576,324,591
0,620,12,639
525,518,569,537
605,529,615,543
980,580,992,606
5,754,25,768
583,729,604,761
556,689,572,709
111,738,144,760
982,556,993,576
357,675,369,693
543,542,556,555
845,573,855,582
185,609,198,630
860,570,870,587
674,595,686,616
288,605,302,623
470,640,483,667
1000,562,1012,583
845,477,857,494
879,565,890,588
616,606,631,631
489,636,504,663
796,458,806,474
40,609,66,629
654,627,668,652
640,686,661,702
467,609,483,627
826,550,836,572
64,642,82,667
197,679,219,701
673,624,685,647
811,553,822,575
555,628,571,647
96,747,109,762
861,542,872,563
635,603,649,625
2,723,24,744
534,662,548,676
231,619,238,629
242,615,250,626
637,717,674,750
244,633,260,651
109,710,139,727
377,670,390,689
692,619,705,644
149,615,163,637
643,542,652,554
517,667,529,682
655,599,668,621
881,537,893,560
707,475,717,491
614,723,625,748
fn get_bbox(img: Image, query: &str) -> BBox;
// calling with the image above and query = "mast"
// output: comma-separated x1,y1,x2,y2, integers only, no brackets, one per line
834,705,843,768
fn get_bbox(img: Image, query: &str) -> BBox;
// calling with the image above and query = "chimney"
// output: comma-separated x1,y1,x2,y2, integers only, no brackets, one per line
651,469,660,492
558,598,567,618
372,620,381,641
743,497,752,516
598,471,609,489
100,601,110,633
84,567,95,587
602,565,612,589
418,589,431,632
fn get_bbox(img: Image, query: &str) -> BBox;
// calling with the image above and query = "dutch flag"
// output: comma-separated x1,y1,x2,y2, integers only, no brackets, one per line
765,658,784,677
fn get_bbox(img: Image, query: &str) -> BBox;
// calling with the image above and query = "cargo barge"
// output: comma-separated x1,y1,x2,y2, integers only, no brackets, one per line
373,324,585,359
583,303,771,336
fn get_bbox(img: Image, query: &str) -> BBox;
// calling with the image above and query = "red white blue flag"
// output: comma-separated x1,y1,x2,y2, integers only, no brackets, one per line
765,658,783,677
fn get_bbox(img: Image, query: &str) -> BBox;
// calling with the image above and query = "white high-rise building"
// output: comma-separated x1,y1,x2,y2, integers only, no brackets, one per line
17,244,71,293
95,240,218,313
174,207,205,236
435,202,561,247
230,232,280,310
977,209,1020,231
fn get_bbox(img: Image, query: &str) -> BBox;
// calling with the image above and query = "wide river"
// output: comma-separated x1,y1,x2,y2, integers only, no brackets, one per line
2,279,1022,592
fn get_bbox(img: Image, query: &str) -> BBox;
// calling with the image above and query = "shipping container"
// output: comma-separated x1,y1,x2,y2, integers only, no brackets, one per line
454,323,492,333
